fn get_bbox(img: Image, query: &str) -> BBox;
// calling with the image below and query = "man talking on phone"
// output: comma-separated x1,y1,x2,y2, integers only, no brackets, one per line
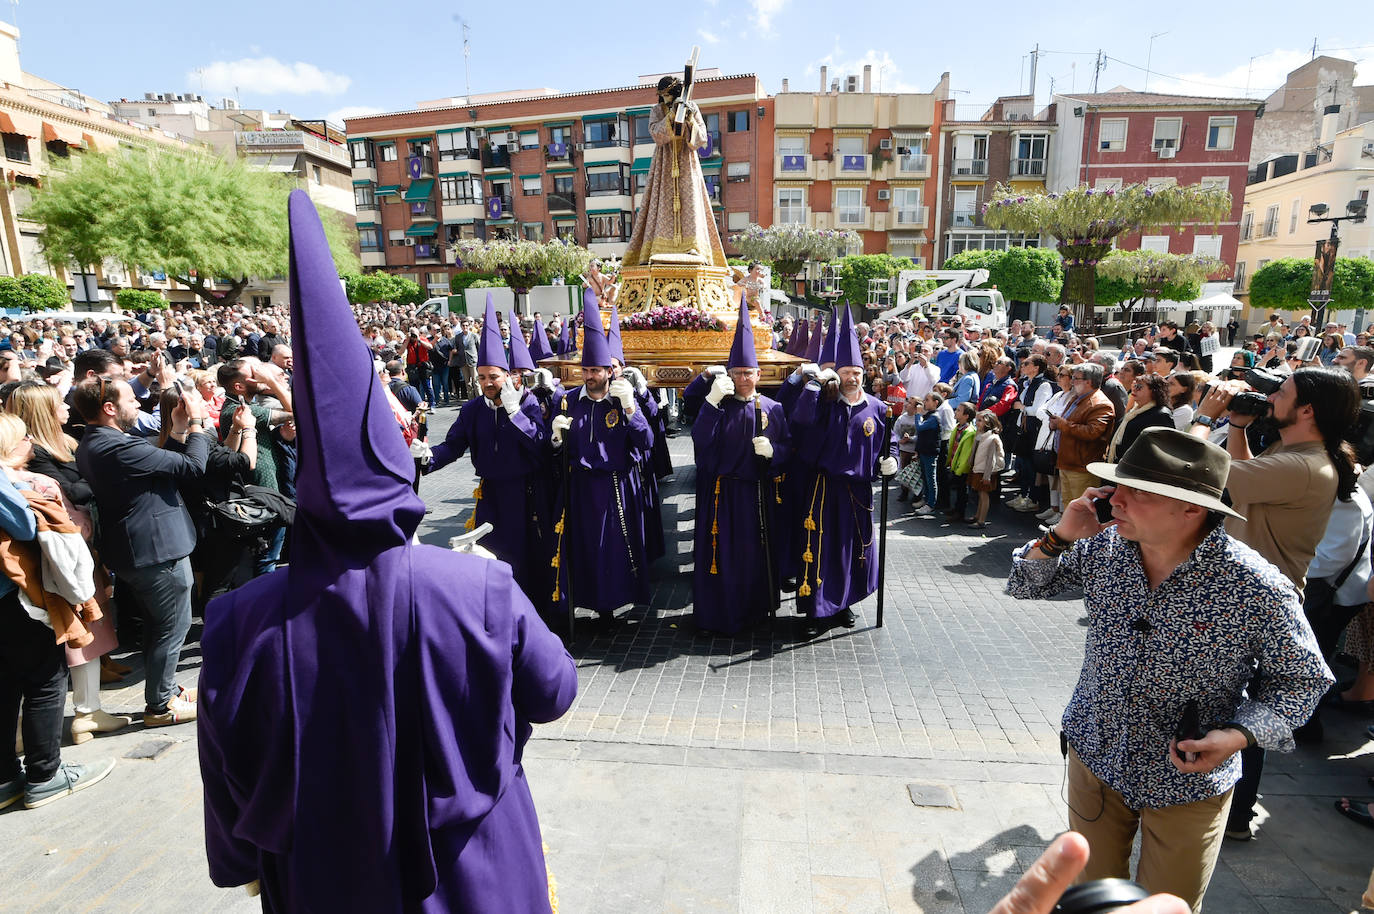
1005,427,1330,912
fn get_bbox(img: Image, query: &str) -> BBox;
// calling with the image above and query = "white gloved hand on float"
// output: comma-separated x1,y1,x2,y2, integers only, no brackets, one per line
609,378,636,413
705,374,735,407
705,365,726,379
622,366,649,395
551,414,572,447
532,368,555,391
816,368,839,385
752,436,773,460
799,362,820,380
879,456,898,477
499,378,521,415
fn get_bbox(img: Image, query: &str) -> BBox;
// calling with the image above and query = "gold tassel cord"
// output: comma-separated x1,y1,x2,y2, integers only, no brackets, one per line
709,477,721,575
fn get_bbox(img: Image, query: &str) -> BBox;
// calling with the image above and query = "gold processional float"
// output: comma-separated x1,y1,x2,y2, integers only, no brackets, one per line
544,48,802,390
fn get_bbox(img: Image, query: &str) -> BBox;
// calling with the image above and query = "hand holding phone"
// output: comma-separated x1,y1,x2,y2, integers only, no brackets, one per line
1091,491,1115,524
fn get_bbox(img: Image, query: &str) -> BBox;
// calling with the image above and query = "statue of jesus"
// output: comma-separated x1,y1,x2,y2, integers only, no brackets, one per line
621,74,728,269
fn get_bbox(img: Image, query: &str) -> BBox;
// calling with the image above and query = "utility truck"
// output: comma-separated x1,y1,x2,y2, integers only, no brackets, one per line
874,270,1007,336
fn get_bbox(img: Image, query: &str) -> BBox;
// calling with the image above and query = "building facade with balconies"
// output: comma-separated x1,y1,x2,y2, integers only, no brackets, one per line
770,67,947,267
345,72,765,297
936,95,1056,263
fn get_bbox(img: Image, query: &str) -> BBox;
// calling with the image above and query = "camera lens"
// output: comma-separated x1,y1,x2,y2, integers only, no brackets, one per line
1055,878,1150,913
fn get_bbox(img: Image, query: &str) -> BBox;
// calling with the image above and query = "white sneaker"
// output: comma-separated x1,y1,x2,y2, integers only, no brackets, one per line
1042,512,1062,526
1035,507,1057,521
1007,496,1031,511
915,505,934,516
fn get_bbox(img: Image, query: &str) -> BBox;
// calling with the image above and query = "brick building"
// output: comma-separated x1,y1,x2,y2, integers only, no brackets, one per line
1049,89,1263,276
345,72,766,297
935,94,1056,263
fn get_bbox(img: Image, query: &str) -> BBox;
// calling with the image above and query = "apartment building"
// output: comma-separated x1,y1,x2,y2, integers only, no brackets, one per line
935,95,1056,262
1235,118,1374,322
1050,89,1262,276
344,72,766,296
770,67,947,267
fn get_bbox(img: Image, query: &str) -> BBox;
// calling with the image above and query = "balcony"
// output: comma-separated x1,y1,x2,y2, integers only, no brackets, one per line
545,143,572,162
548,193,577,213
585,179,631,198
897,153,930,175
839,154,869,173
953,158,988,177
1011,157,1046,178
482,146,511,170
486,193,515,219
779,154,808,173
584,134,629,151
414,242,445,263
405,153,435,179
409,200,437,222
438,147,480,165
952,209,982,228
1240,220,1253,242
893,206,928,227
1260,218,1279,238
698,130,721,159
777,205,809,225
836,206,867,226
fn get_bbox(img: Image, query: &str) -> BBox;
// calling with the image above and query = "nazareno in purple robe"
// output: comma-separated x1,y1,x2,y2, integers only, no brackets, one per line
198,191,577,914
691,394,790,633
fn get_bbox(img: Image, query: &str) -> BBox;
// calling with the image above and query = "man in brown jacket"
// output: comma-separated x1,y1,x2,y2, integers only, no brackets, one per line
1048,362,1115,506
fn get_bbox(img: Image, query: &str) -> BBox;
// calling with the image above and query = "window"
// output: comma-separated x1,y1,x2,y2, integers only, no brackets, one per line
379,143,398,162
522,222,544,241
727,211,749,231
952,133,988,174
1152,117,1181,150
437,131,473,161
1206,117,1236,151
702,171,721,203
777,188,805,223
1289,198,1301,234
1263,204,1280,237
777,136,805,157
549,125,572,147
632,115,650,145
1145,176,1177,191
407,139,432,159
893,187,924,225
1192,234,1222,258
836,136,864,157
728,110,750,132
440,175,481,205
553,175,574,198
1234,260,1248,291
1013,132,1047,175
703,112,720,137
1240,211,1253,241
388,228,405,246
3,133,29,163
354,184,376,208
45,140,69,159
555,221,577,241
583,119,622,148
1199,176,1229,192
519,132,539,150
1094,177,1123,192
588,212,630,242
586,166,628,196
312,165,322,185
358,227,380,250
952,187,978,227
349,139,374,168
521,176,543,196
1140,235,1171,253
835,187,863,224
726,161,750,183
1257,259,1270,273
1098,118,1127,151
634,172,648,195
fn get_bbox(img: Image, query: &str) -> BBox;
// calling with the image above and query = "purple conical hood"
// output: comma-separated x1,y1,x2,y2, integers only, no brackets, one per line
833,303,863,369
784,320,802,355
793,319,811,358
285,189,422,557
507,310,536,372
606,300,624,364
528,317,554,361
557,320,571,355
819,309,838,365
476,293,507,370
580,298,612,367
803,319,821,362
727,291,757,370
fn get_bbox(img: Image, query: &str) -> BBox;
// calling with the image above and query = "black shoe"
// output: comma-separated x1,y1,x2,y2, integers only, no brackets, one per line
1293,716,1324,744
802,620,821,638
896,491,908,502
838,608,857,628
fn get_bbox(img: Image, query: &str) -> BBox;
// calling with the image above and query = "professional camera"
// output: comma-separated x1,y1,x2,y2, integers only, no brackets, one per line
1243,366,1285,395
1229,389,1271,417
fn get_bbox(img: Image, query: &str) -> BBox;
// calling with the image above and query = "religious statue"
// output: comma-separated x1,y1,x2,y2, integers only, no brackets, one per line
621,70,727,268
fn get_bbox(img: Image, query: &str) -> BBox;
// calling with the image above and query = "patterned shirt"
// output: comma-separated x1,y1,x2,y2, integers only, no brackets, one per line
1007,524,1332,809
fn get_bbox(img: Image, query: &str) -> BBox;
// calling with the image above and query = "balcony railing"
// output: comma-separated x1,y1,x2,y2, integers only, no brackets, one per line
704,179,722,204
1240,220,1254,241
585,180,630,197
839,154,869,172
409,200,437,220
698,131,720,158
548,193,577,212
777,205,808,225
414,243,444,262
584,135,629,150
953,158,988,177
486,193,515,219
438,147,481,163
952,209,981,228
897,153,930,174
894,206,928,226
1012,157,1046,177
1260,219,1279,238
482,147,511,169
779,154,809,172
545,143,572,161
836,206,867,225
405,154,435,179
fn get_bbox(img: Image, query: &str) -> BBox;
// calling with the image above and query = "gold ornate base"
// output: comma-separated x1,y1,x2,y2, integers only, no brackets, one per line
616,262,735,314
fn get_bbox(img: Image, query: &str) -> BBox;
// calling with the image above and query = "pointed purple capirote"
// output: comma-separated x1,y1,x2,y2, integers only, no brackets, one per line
476,293,507,370
819,309,838,365
580,298,612,368
557,320,571,355
802,319,821,362
726,291,757,370
784,320,801,355
833,303,863,369
792,319,810,357
507,310,536,372
528,317,554,361
606,300,624,365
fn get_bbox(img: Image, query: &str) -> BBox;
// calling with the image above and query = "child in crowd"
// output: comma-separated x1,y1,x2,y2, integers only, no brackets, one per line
945,401,977,523
967,409,1005,530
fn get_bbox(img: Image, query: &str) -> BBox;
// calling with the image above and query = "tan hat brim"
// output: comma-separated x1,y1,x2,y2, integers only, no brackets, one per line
1086,461,1246,521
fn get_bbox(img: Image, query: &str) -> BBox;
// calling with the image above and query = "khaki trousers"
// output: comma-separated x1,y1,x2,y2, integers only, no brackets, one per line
1059,468,1099,507
1068,749,1232,913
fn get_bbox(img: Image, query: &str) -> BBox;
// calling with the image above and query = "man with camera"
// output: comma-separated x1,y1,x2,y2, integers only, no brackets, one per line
1007,427,1331,910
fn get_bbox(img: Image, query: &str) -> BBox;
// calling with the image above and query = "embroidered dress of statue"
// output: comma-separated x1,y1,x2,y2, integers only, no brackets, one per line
621,75,728,268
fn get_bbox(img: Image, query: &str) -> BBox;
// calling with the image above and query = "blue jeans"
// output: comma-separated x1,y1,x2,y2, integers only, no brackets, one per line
118,558,193,712
919,454,938,507
257,526,286,577
431,363,451,402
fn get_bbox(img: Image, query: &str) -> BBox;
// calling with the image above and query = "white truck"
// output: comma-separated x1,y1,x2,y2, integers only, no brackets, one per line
875,270,1007,336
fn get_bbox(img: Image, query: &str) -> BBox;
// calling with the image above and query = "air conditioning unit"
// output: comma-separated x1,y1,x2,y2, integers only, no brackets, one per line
1158,146,1176,159
879,138,892,150
404,238,416,246
576,143,585,151
877,189,891,200
506,131,518,145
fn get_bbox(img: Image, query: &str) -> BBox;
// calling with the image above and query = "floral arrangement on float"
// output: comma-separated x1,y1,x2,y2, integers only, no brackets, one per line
622,306,725,332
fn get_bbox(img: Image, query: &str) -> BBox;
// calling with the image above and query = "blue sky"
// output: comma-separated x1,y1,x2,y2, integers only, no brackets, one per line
13,1,1374,125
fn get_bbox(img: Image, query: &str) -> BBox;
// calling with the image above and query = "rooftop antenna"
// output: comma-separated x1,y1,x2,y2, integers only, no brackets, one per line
453,13,472,103
1144,32,1167,92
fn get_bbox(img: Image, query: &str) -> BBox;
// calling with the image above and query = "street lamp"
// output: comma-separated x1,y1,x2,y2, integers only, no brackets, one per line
1306,200,1368,327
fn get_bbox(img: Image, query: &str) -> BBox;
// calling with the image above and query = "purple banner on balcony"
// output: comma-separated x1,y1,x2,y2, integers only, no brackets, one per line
411,202,427,215
408,156,422,179
841,155,866,171
416,244,433,258
547,142,566,157
782,155,806,171
487,196,504,219
697,134,714,158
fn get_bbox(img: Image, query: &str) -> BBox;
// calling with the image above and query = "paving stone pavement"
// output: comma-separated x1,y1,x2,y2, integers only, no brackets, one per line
0,398,1370,913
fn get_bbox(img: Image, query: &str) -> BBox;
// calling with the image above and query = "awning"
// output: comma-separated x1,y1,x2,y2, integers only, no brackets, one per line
404,224,438,237
81,133,97,150
630,156,653,174
585,162,622,173
1153,281,1244,311
586,207,626,216
353,179,374,186
583,112,619,122
444,219,476,226
547,164,576,173
375,184,401,196
355,221,379,229
889,232,927,244
0,112,30,137
403,178,435,201
518,173,543,180
42,121,83,146
245,153,300,172
552,214,577,222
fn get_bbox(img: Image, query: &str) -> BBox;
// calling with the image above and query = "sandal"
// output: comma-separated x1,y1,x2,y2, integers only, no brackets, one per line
1334,798,1374,829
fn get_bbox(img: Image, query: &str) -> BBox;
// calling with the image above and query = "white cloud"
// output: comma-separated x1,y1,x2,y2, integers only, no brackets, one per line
805,49,926,94
193,58,352,96
1143,46,1374,99
749,0,788,34
698,28,720,45
325,105,384,127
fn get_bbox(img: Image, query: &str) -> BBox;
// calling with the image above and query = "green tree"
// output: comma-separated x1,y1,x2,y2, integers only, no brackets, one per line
942,248,1063,302
835,253,918,309
0,273,70,312
26,147,358,308
1094,250,1220,326
343,272,426,306
729,224,860,277
1249,256,1374,312
114,288,167,312
453,238,591,292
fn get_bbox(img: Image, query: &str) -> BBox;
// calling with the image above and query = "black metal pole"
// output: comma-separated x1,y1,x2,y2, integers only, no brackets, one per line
875,405,896,629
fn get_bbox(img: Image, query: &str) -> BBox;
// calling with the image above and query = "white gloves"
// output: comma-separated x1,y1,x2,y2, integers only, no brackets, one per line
815,368,838,385
622,366,648,395
609,377,636,413
799,362,819,380
499,378,521,415
706,374,735,407
531,368,555,391
409,439,433,460
705,365,726,379
752,436,773,460
551,414,572,447
879,456,898,477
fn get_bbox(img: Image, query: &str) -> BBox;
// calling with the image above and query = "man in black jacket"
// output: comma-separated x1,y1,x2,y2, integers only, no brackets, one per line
74,376,210,728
